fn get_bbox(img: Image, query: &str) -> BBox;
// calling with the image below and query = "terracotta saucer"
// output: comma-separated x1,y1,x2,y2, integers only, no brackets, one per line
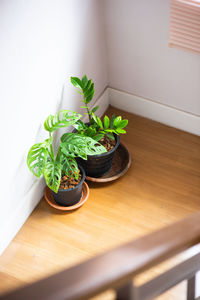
86,143,131,183
44,181,89,211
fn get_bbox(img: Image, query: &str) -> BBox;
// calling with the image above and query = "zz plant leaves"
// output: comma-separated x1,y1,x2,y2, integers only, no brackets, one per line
27,109,106,193
71,75,128,142
71,75,95,123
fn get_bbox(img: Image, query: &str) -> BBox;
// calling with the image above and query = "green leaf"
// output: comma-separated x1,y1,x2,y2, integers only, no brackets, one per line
86,92,95,103
83,136,107,155
104,115,110,129
91,112,98,124
42,136,53,148
43,160,62,193
96,117,103,129
110,114,116,129
59,154,79,180
113,116,122,127
106,133,115,140
61,133,106,158
70,77,83,89
82,75,88,88
77,91,84,95
60,133,87,160
27,138,52,177
85,79,92,92
85,83,95,103
118,119,128,128
91,105,99,113
44,110,82,132
116,128,126,134
103,128,116,133
92,134,104,142
85,126,97,138
73,120,87,132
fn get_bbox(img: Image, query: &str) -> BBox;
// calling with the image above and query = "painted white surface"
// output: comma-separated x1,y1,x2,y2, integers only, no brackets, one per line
109,88,200,136
104,0,200,116
0,89,109,255
0,0,107,254
1,0,200,254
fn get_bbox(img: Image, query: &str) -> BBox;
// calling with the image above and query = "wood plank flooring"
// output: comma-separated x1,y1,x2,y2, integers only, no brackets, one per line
0,106,200,299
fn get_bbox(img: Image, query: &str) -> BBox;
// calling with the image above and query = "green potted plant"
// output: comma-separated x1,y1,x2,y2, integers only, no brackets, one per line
27,109,106,206
70,75,128,177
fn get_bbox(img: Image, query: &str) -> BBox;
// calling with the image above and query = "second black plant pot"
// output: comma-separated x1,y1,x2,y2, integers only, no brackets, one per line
52,166,86,207
78,134,120,178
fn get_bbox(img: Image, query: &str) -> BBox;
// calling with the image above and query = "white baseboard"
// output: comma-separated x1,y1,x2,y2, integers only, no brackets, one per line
109,88,200,136
0,88,110,256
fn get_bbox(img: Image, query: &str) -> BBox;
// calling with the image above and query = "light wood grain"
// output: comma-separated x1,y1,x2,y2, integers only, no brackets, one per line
0,106,199,299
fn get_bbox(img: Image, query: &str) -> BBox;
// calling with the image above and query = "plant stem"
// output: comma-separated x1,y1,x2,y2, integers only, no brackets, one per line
87,107,92,124
47,149,53,159
56,146,61,161
84,97,92,124
49,133,55,161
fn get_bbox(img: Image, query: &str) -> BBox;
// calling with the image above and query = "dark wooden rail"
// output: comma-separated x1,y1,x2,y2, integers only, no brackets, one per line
1,211,200,300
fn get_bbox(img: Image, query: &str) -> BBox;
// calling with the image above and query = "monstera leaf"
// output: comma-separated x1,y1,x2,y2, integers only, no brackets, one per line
27,137,52,177
44,110,82,132
60,133,88,160
43,160,62,193
72,120,87,132
83,136,107,155
59,154,79,180
60,133,106,159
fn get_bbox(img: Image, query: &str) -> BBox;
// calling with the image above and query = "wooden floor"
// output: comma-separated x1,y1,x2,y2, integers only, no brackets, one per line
0,106,200,299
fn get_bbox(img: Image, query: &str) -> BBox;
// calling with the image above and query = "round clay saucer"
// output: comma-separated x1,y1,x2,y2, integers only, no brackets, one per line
86,143,131,183
44,181,89,211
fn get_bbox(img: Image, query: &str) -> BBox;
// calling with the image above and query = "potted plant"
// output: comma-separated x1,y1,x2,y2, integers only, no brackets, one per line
27,109,106,206
70,75,128,177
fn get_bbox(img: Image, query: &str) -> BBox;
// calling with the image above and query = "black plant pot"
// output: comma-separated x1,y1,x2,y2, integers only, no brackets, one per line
78,134,120,178
52,166,86,207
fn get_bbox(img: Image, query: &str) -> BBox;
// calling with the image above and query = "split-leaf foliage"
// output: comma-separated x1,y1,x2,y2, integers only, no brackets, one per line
27,110,106,193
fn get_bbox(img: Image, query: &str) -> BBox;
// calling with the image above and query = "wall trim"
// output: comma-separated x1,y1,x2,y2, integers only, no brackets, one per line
108,88,200,136
0,88,110,256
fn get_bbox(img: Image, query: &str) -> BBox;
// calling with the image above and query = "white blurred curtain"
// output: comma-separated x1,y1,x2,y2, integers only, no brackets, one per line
169,0,200,55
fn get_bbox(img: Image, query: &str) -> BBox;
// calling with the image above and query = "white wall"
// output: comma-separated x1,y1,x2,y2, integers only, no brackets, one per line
1,0,200,254
104,0,200,116
0,0,107,254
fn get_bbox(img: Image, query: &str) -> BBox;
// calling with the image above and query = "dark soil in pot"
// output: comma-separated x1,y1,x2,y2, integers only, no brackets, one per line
78,134,120,178
52,165,85,207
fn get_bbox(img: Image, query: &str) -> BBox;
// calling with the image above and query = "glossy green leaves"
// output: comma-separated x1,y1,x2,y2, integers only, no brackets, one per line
71,75,128,141
71,75,95,105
